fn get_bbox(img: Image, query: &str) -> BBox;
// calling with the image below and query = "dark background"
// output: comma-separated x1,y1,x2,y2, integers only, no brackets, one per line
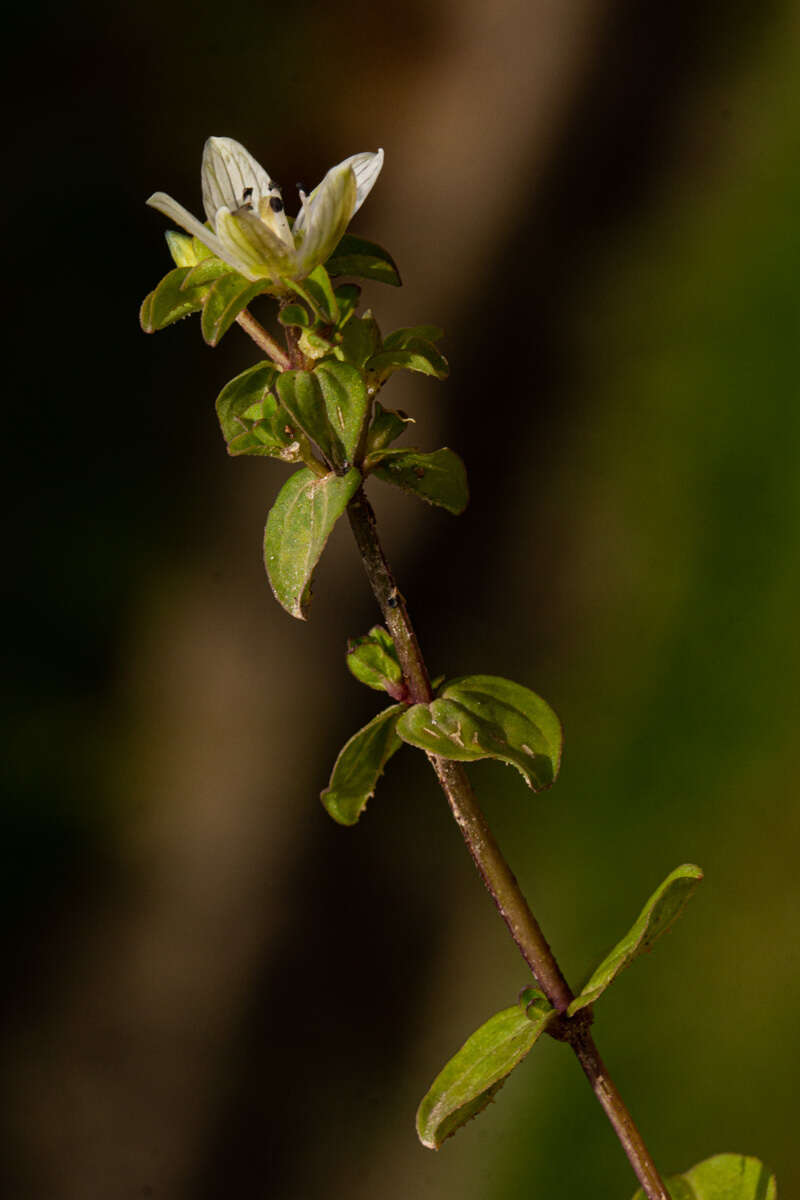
3,1,798,1197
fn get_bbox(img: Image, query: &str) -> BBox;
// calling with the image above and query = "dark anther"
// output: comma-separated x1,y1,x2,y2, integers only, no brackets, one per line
269,195,284,213
242,186,253,201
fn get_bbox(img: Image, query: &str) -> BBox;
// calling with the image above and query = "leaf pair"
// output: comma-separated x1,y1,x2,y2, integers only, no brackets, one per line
416,865,704,1150
321,674,562,826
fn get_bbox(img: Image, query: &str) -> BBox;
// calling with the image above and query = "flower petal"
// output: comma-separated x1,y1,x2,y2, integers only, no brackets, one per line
293,164,358,276
146,192,230,262
202,136,294,249
338,149,384,214
215,207,296,281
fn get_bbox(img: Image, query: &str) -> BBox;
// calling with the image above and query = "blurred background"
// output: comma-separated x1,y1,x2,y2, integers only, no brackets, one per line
3,1,799,1196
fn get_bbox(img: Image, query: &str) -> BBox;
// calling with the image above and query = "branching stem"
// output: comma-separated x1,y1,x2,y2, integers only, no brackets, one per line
235,309,292,370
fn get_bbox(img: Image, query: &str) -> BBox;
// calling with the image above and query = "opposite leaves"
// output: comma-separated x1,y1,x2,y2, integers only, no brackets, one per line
631,1154,776,1200
396,675,562,791
568,864,704,1016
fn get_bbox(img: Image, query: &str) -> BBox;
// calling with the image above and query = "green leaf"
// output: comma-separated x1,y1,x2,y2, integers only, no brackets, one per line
416,995,555,1150
333,283,362,327
369,447,468,514
396,675,562,790
216,363,280,444
201,273,267,346
632,1154,777,1200
320,704,405,825
334,312,381,368
140,266,204,332
215,363,304,460
277,370,337,465
347,626,404,696
383,325,444,348
182,256,232,289
315,361,370,464
364,402,413,454
569,864,704,1016
264,466,361,619
366,337,449,382
325,233,402,286
278,303,312,328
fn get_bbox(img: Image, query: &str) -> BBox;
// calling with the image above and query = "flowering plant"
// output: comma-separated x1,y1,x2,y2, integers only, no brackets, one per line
141,137,776,1200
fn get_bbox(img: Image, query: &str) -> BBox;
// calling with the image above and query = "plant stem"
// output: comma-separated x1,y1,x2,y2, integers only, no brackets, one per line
236,309,292,371
345,483,670,1200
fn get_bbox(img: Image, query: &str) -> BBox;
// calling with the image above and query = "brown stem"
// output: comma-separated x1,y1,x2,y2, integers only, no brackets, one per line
235,309,292,370
345,483,670,1200
231,315,670,1200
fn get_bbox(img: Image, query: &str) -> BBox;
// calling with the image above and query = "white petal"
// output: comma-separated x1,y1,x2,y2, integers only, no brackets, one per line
215,207,297,281
146,192,231,263
201,137,273,218
294,163,357,277
294,149,383,238
337,149,384,214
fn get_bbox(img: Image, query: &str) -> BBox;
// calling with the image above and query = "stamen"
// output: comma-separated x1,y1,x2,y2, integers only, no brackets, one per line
269,195,284,213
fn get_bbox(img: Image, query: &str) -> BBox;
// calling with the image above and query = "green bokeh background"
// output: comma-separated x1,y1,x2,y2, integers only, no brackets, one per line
3,1,798,1197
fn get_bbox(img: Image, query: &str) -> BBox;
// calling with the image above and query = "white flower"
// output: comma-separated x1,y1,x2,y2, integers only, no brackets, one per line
147,136,384,286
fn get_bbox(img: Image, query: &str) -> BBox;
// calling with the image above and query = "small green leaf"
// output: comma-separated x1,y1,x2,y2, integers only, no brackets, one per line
334,312,381,368
216,363,303,460
569,864,704,1016
276,370,337,465
347,626,404,696
140,267,204,332
366,337,449,382
364,402,413,454
369,447,468,514
314,361,369,465
416,996,555,1150
396,675,562,790
325,233,402,286
321,704,405,826
383,325,444,348
264,467,361,619
216,363,279,444
201,273,267,346
278,303,312,328
631,1154,776,1200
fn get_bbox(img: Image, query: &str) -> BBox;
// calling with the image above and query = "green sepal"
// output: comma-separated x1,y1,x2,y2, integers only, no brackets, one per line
325,233,402,286
278,303,312,329
568,864,704,1016
631,1154,776,1200
346,626,404,697
366,337,449,383
201,273,268,346
264,466,361,619
416,994,556,1150
334,311,381,369
321,704,405,826
191,236,214,261
364,402,413,454
215,362,306,461
182,256,233,289
165,231,196,268
396,675,562,791
367,447,468,515
140,266,204,332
